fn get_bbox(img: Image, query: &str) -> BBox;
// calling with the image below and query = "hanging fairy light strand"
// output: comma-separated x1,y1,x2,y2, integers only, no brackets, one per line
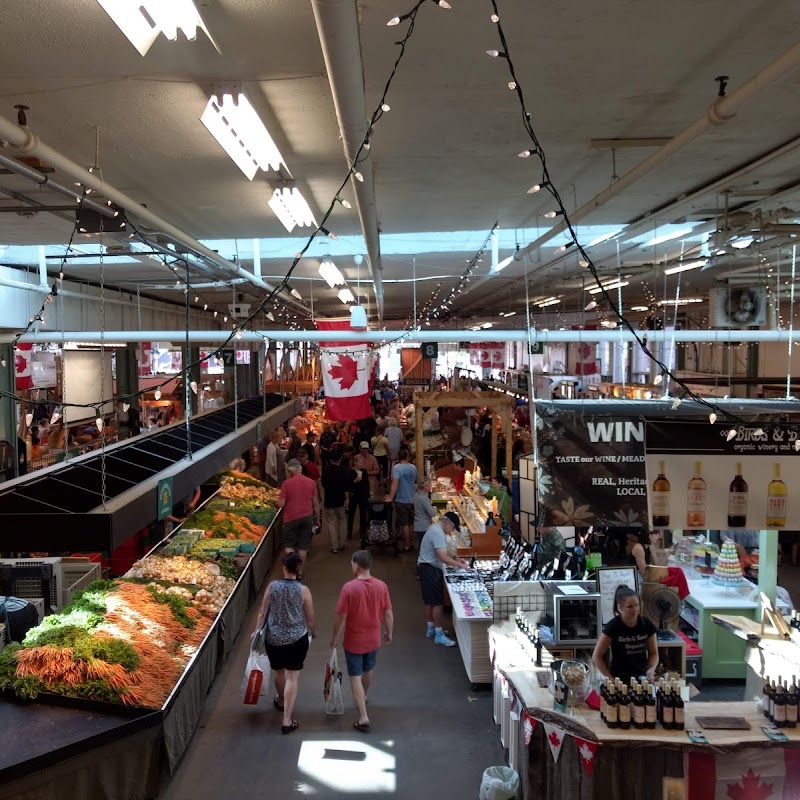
484,0,765,426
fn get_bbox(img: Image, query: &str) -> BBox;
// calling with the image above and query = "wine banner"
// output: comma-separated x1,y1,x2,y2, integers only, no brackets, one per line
535,406,648,527
645,421,800,531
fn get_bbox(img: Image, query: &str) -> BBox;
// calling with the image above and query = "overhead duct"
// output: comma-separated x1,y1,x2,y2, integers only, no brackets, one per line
310,0,384,322
0,116,309,315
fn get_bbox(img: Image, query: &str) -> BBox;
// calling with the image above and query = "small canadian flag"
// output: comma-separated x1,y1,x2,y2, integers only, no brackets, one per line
575,736,598,777
543,722,565,763
688,749,800,799
15,343,33,390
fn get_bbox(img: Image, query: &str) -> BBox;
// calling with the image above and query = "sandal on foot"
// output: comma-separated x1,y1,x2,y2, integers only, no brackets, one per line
353,721,370,733
273,697,284,711
281,721,299,735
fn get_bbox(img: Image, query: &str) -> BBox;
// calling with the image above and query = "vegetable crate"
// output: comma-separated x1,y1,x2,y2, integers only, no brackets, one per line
0,557,62,611
61,560,102,609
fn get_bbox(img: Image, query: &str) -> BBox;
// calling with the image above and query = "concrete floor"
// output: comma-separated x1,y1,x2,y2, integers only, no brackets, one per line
159,522,506,799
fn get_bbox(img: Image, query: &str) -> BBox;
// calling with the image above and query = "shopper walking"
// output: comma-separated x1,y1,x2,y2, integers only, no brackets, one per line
358,440,381,499
413,478,437,551
385,417,403,468
279,459,320,578
370,426,390,481
254,552,317,734
319,423,337,467
387,449,417,552
417,512,470,646
346,453,370,542
321,449,349,553
330,550,393,732
297,448,320,484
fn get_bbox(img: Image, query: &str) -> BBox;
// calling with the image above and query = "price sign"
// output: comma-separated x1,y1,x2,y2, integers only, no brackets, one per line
421,342,438,359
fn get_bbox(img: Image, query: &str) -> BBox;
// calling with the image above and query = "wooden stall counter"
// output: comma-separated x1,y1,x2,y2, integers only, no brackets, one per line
488,622,800,800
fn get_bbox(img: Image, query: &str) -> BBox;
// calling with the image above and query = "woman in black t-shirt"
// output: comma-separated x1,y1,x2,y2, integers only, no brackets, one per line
592,585,658,684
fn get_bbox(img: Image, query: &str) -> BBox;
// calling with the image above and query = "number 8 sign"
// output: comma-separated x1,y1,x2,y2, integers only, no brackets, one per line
421,342,438,359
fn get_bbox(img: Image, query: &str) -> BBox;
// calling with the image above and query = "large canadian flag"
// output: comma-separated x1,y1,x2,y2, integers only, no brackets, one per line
688,748,800,799
15,343,34,390
317,319,372,421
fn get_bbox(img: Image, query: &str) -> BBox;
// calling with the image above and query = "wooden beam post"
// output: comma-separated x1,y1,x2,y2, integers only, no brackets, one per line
415,403,424,478
490,409,498,479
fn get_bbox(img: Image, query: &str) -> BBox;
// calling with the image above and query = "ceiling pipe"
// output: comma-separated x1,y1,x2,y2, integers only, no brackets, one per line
0,117,309,315
512,40,800,263
310,0,384,322
11,328,800,345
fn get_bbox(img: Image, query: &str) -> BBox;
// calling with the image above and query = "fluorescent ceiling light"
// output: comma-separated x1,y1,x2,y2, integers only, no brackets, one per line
499,311,516,317
481,322,493,329
664,259,707,276
268,188,316,233
201,93,284,180
588,229,622,247
587,280,629,295
731,236,754,249
318,260,345,288
657,297,703,305
338,288,355,304
537,297,562,307
645,227,694,247
630,305,649,312
95,0,220,57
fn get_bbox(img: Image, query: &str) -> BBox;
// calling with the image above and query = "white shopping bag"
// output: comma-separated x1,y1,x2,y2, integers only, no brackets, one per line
323,647,344,715
242,649,271,705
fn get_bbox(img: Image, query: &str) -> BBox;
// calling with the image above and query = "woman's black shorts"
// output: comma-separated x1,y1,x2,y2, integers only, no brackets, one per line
265,633,310,671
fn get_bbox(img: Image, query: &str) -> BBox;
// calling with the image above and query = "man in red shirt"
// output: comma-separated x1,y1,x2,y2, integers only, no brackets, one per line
279,459,320,578
297,449,320,483
330,550,393,732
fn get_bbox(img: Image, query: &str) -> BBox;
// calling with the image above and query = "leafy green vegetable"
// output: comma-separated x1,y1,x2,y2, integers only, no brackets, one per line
61,579,117,616
19,625,139,671
145,585,196,629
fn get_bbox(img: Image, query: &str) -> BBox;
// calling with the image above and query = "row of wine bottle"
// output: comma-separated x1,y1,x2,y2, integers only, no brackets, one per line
762,675,799,728
651,460,788,528
600,677,685,731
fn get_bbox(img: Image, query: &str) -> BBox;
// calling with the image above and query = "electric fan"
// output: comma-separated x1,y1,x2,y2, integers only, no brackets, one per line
646,587,681,641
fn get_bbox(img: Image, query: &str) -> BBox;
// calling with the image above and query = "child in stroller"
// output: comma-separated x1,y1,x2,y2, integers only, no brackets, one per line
363,493,398,555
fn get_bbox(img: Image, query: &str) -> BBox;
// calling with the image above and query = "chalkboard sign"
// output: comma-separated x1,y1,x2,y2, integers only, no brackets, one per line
596,566,639,625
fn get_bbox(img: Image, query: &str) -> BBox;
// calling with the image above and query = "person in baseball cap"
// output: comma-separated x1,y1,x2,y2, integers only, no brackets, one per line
417,511,469,647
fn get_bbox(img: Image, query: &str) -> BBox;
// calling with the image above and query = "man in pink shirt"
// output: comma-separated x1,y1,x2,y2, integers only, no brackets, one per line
330,550,393,732
279,459,320,578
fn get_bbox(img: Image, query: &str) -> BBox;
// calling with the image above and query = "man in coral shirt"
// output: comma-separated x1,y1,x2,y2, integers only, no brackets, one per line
279,459,320,578
330,550,393,732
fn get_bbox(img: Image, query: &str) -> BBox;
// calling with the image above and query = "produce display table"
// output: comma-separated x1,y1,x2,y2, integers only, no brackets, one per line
681,583,758,679
489,622,800,800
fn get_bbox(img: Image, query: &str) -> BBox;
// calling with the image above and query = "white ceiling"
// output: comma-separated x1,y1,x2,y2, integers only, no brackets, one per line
1,0,800,328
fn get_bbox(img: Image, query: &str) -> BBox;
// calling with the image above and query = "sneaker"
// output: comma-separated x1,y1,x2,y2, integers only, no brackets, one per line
426,627,435,639
434,632,457,647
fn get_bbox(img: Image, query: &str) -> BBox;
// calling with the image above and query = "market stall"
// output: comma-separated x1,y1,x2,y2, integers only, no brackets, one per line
489,621,800,800
0,469,283,800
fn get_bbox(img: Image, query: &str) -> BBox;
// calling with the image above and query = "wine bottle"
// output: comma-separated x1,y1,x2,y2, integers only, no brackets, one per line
767,463,788,528
652,460,670,528
763,674,772,718
686,462,706,527
656,680,663,724
786,679,798,729
774,684,787,727
600,680,607,722
662,685,674,730
618,686,631,730
606,686,619,728
632,685,646,730
672,682,685,731
727,462,748,528
644,683,657,729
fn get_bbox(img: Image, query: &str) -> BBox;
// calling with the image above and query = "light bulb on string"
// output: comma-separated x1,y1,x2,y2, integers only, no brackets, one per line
214,310,218,317
337,196,352,209
123,402,130,413
190,381,198,395
96,416,104,432
50,410,60,424
578,259,589,268
194,296,199,303
518,150,532,158
354,171,364,182
654,374,663,386
381,103,391,112
671,398,681,410
223,315,228,323
236,329,242,340
387,16,401,26
727,429,738,442
486,50,506,58
154,389,162,401
267,311,275,322
0,358,5,367
508,81,517,90
795,439,800,451
709,412,717,425
754,428,765,437
544,210,563,219
25,412,33,427
584,300,598,311
203,304,208,311
437,0,451,8
491,13,499,21
527,184,542,194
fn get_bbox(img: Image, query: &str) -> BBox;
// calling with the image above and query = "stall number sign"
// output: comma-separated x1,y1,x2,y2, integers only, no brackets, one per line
421,342,438,359
157,477,173,521
221,350,236,368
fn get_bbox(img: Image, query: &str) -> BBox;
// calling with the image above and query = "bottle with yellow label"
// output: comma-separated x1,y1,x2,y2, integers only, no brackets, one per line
766,463,788,528
686,461,706,527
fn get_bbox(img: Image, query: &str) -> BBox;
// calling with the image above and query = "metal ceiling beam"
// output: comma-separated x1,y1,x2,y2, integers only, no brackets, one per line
310,0,384,322
0,116,310,316
11,328,800,344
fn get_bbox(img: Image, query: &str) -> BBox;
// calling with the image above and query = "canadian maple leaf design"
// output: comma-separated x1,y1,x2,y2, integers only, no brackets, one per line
579,743,595,764
548,730,563,748
726,769,775,800
327,355,360,390
14,354,28,373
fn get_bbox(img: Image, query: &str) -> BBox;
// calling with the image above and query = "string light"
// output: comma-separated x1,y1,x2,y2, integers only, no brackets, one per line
381,103,391,112
672,398,681,410
709,412,717,424
154,389,162,400
190,381,198,394
518,150,532,158
336,196,352,209
727,429,738,441
96,416,104,432
25,413,33,427
654,374,663,385
123,402,130,413
50,410,60,424
354,171,364,182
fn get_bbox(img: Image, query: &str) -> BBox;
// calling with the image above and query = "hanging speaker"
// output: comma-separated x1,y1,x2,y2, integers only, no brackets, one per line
76,206,127,234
